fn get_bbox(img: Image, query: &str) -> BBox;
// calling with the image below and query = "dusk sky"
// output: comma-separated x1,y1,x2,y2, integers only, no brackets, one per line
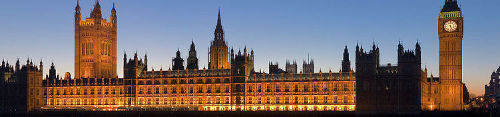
0,0,499,96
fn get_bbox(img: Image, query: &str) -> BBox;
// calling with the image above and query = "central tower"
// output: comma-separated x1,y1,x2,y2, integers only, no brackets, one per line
438,0,463,110
74,0,117,79
209,10,230,69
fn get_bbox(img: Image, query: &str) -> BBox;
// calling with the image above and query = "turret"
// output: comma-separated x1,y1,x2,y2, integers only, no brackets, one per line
398,42,404,58
15,59,20,72
244,46,247,57
111,2,117,26
75,0,81,23
123,52,127,65
215,9,224,40
250,49,255,62
342,45,351,72
416,41,421,58
355,43,360,57
172,50,185,70
49,62,56,80
134,52,138,62
187,41,199,70
230,48,234,59
39,60,43,73
144,54,148,68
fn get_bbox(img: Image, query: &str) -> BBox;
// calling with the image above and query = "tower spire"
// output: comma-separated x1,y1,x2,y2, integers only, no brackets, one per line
111,2,117,25
90,0,102,19
442,0,461,12
76,0,80,8
214,9,224,40
217,8,222,28
342,45,351,72
75,0,81,22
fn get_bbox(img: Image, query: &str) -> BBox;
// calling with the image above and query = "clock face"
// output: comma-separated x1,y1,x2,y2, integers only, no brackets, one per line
444,21,458,32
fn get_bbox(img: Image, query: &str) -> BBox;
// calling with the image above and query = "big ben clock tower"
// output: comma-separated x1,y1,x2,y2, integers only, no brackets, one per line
438,0,463,111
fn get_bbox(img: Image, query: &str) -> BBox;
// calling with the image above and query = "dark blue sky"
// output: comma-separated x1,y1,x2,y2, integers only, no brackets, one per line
0,0,499,95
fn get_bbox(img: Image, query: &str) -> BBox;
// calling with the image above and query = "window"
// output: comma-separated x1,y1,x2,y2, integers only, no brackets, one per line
247,86,253,92
333,96,338,103
276,86,280,92
304,85,309,92
294,85,299,92
344,96,348,103
198,87,203,93
314,85,319,92
324,96,328,104
344,84,349,91
323,84,329,91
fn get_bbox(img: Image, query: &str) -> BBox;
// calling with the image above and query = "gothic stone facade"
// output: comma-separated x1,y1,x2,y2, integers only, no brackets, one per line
355,43,422,112
437,0,464,111
74,1,117,79
41,50,355,111
0,60,45,112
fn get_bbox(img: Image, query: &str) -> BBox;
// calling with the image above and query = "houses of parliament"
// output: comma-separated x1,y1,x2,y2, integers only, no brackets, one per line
0,0,464,112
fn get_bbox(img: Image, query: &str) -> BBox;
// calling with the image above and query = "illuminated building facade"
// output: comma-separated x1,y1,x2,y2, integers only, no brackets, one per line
421,68,440,111
420,0,466,111
39,2,355,111
42,49,355,111
1,0,469,112
74,0,117,79
435,0,464,111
